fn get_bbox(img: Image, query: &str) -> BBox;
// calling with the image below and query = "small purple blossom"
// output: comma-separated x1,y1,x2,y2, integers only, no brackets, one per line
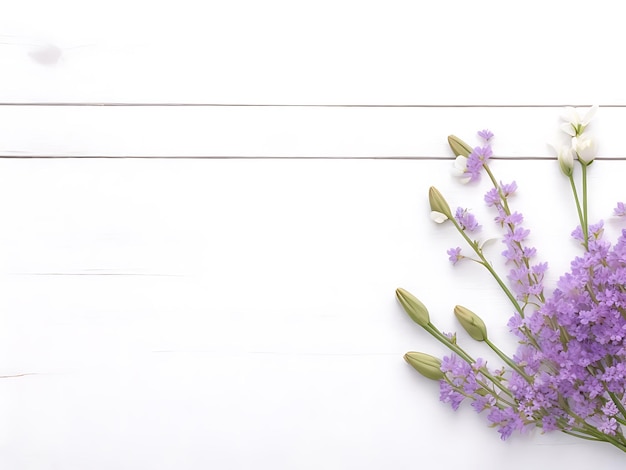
599,416,618,435
602,401,619,417
465,145,493,182
501,181,518,197
478,129,494,141
484,188,500,207
454,207,481,232
615,202,626,217
488,407,524,440
447,247,463,265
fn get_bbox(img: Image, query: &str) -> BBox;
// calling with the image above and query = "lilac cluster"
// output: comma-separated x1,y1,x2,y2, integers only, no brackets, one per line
439,220,626,441
508,222,626,437
402,117,626,449
439,353,526,440
435,129,626,444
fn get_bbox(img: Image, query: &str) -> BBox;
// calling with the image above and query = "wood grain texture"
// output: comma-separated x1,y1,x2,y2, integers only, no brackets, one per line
1,0,625,104
0,105,623,158
1,158,626,468
2,1,626,468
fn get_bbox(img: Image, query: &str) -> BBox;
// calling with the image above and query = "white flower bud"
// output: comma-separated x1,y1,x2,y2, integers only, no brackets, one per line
572,134,597,164
557,146,574,176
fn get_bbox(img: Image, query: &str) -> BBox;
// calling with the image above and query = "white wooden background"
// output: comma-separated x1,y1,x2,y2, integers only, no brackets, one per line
2,1,626,469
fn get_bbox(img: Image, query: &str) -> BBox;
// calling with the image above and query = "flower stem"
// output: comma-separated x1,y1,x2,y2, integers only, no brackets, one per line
581,162,590,250
568,174,585,248
604,388,626,425
449,217,524,317
421,321,515,399
484,338,533,383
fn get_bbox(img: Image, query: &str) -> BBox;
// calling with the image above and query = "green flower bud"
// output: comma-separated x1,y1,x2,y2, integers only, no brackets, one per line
404,352,444,381
396,288,430,327
454,305,488,341
448,135,473,158
428,186,452,219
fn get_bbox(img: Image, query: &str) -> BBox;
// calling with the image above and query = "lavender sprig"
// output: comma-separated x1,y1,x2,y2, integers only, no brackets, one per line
399,106,626,451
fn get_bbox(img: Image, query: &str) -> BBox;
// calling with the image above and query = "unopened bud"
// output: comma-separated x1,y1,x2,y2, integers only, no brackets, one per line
429,187,452,219
396,288,430,327
557,147,574,177
454,305,488,341
448,135,473,158
404,352,444,380
572,135,597,165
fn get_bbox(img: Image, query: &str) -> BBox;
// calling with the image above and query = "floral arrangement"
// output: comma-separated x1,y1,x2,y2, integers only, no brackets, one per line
398,106,626,452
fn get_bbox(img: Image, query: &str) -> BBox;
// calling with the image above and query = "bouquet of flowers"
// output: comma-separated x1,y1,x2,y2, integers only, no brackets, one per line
398,106,626,451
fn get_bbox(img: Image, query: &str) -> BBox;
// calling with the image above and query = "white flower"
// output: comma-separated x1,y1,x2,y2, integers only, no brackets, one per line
572,134,597,164
560,104,598,136
430,211,449,223
557,146,574,176
450,155,471,184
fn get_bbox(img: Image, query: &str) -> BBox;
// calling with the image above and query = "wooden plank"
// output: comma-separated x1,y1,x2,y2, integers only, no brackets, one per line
2,0,625,104
1,158,626,467
0,105,622,158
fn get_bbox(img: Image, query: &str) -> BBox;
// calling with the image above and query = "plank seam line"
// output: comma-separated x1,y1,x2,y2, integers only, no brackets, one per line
0,103,623,108
1,156,626,161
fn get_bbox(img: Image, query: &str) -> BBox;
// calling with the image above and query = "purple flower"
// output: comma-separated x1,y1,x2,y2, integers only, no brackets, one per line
542,415,558,432
484,188,500,207
478,129,494,141
598,416,618,435
454,207,481,232
447,247,463,265
439,382,464,411
471,394,496,413
465,145,493,182
501,181,518,197
410,118,626,445
487,407,524,440
504,212,524,225
602,401,619,417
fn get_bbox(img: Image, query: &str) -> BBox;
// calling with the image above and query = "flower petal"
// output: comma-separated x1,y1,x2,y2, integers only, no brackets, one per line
560,106,579,123
581,104,599,126
430,211,449,223
560,122,576,136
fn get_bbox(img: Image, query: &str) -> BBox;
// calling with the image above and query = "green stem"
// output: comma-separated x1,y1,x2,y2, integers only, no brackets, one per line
562,430,603,442
484,338,533,383
568,173,585,249
565,405,626,450
608,391,626,424
421,322,474,364
450,217,524,317
483,164,511,214
422,321,515,399
581,162,589,250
